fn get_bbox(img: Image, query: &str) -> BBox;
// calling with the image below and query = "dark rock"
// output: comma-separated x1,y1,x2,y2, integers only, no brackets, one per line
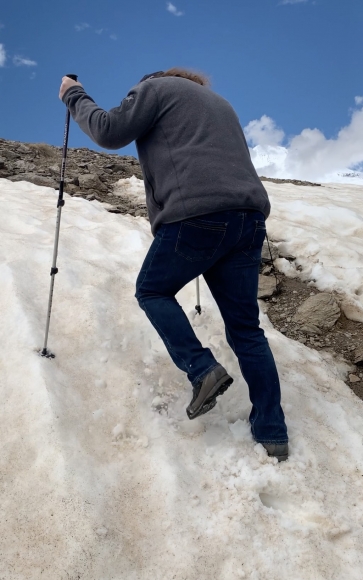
293,293,341,331
107,207,122,214
354,347,363,366
78,173,107,192
261,265,273,276
17,144,31,154
108,162,129,173
300,324,323,336
85,163,100,174
2,150,20,160
64,184,78,194
258,275,280,299
49,164,61,175
13,160,36,173
278,250,296,261
8,173,58,188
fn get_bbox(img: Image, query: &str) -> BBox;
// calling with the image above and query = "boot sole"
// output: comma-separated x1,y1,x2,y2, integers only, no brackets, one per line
187,376,234,420
274,454,288,462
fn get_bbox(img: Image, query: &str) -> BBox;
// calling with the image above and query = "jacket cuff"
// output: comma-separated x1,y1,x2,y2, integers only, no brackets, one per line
62,85,86,105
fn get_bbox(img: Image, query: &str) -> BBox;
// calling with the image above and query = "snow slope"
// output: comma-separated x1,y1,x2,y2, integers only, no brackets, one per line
1,178,363,580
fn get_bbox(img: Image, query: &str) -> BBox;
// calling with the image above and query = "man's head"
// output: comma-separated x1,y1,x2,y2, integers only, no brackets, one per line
139,68,210,86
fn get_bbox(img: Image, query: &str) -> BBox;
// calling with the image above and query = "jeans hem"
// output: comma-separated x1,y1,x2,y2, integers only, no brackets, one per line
192,362,220,387
254,439,289,445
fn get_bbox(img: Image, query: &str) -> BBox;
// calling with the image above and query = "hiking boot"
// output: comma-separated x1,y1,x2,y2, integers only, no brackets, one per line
186,364,233,420
262,443,289,462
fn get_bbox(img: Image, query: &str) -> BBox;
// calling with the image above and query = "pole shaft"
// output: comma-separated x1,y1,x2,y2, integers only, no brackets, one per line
42,108,71,354
42,74,78,356
195,277,202,314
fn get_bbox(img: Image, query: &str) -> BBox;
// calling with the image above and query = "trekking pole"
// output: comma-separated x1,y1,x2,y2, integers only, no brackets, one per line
195,277,201,315
41,74,78,358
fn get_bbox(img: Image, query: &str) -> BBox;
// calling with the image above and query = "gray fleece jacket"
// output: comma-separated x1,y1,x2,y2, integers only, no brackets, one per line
63,76,270,235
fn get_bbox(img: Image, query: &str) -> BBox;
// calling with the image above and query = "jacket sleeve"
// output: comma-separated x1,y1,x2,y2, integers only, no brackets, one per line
62,82,159,149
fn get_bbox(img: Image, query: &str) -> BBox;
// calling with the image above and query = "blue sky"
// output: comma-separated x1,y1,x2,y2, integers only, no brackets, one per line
0,0,362,171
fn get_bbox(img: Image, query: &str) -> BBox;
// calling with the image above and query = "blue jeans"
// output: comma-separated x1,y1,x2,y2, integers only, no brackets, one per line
135,210,288,444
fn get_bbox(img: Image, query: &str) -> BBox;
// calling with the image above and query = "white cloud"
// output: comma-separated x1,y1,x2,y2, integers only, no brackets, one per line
110,34,117,41
280,0,308,4
75,22,90,32
355,96,363,106
0,44,6,67
0,22,4,29
245,115,285,147
166,2,184,16
246,99,363,182
30,72,36,80
95,28,104,34
13,55,37,67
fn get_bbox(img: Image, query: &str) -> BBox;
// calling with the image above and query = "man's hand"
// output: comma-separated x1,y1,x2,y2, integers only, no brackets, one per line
59,76,83,100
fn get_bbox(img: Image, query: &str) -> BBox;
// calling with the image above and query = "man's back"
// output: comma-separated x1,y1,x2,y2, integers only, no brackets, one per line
63,75,270,234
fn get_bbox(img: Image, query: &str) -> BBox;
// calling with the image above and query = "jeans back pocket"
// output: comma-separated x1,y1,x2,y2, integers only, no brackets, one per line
175,218,227,262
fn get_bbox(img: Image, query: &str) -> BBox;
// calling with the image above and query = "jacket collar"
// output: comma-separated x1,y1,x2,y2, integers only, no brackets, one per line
139,71,165,83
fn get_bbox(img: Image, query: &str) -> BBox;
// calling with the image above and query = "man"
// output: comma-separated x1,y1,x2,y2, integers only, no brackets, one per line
59,68,288,461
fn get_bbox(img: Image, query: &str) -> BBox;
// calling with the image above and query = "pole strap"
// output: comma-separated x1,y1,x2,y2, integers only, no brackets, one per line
265,232,281,293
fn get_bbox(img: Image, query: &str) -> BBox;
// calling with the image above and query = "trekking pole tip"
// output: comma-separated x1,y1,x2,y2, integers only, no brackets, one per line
40,348,55,359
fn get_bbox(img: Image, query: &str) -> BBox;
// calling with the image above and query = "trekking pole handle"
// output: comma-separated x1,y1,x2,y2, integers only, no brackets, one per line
58,73,78,187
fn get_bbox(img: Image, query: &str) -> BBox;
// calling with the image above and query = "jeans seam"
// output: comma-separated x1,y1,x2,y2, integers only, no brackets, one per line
241,250,259,263
175,223,183,254
139,298,190,373
227,331,237,354
137,227,165,293
250,412,257,439
248,221,266,251
248,223,258,250
183,222,227,231
236,213,245,244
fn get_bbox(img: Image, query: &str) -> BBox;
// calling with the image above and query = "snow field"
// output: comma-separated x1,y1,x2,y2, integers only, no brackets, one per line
264,182,363,322
113,175,147,204
0,178,363,580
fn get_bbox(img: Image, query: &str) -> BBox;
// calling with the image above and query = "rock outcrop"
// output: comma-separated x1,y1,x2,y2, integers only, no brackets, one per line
292,293,341,334
260,176,321,187
0,137,146,209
